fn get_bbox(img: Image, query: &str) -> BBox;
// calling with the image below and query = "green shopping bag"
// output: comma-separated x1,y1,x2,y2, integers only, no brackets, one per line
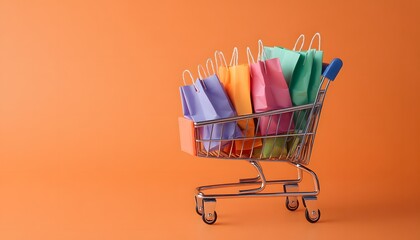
290,49,315,106
289,49,315,159
307,33,324,103
289,33,324,156
252,137,288,159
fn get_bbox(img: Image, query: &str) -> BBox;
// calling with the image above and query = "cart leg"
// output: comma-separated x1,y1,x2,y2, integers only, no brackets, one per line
302,196,321,223
239,160,263,183
290,162,320,193
284,184,299,211
202,198,217,225
195,195,204,216
239,161,266,194
296,167,303,183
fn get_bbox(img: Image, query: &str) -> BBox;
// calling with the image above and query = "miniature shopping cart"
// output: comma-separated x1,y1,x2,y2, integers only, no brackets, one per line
179,58,343,224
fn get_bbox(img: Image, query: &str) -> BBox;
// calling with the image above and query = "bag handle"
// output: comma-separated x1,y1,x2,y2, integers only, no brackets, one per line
246,47,256,65
206,58,215,76
182,70,199,92
257,39,267,61
196,65,208,90
214,50,228,70
229,47,239,66
197,64,208,80
293,34,305,51
308,32,321,50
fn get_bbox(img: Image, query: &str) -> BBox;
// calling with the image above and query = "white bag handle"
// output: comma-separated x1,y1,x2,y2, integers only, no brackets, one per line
206,58,215,76
308,32,321,50
293,34,305,51
246,47,256,65
229,47,239,66
182,70,199,92
214,50,228,70
197,64,208,80
257,39,267,61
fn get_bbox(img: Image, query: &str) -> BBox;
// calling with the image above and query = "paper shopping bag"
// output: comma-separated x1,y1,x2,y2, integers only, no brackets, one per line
263,34,305,86
289,34,323,155
216,49,261,152
290,49,315,106
248,42,294,158
307,33,324,103
180,70,242,151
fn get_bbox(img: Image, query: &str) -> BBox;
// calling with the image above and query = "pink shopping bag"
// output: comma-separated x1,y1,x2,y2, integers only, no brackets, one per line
248,40,294,136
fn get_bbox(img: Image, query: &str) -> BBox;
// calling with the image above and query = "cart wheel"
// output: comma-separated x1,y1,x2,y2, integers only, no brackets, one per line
285,197,299,211
305,209,321,223
194,196,203,216
202,211,217,225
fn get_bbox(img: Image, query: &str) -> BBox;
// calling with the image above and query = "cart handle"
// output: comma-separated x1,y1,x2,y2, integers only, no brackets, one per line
322,58,343,81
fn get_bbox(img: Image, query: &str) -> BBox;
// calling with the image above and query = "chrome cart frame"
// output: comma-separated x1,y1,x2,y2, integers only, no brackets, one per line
191,59,343,224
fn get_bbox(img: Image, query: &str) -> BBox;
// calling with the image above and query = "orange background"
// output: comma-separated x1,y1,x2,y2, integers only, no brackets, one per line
1,0,419,239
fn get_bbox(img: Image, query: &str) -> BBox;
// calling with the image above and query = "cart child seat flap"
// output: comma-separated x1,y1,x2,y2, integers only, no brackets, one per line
179,117,196,156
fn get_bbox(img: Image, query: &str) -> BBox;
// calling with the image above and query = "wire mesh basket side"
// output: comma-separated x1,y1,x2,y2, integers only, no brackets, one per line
193,74,331,165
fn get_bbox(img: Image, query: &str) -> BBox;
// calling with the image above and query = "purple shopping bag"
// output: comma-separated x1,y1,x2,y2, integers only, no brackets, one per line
248,41,294,136
180,70,242,151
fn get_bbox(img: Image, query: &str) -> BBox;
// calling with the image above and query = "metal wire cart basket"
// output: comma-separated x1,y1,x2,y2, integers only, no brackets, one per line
179,58,343,224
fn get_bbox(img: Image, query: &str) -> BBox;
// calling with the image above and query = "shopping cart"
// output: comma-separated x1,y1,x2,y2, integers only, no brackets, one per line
179,58,343,224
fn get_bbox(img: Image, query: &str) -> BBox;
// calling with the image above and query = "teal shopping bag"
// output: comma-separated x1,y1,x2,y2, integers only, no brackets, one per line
307,33,324,103
286,49,316,157
290,49,315,106
263,34,304,86
289,33,324,156
264,34,315,107
264,47,300,86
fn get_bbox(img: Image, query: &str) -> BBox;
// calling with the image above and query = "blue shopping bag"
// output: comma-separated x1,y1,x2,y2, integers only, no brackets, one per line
180,70,242,151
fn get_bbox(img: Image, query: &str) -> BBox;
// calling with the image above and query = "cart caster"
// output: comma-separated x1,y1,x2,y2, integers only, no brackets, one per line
305,209,321,223
284,184,299,211
201,198,217,225
285,197,299,211
194,196,203,216
202,211,218,225
302,196,320,223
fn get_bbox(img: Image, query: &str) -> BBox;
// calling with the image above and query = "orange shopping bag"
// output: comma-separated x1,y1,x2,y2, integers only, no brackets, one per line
215,48,262,154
